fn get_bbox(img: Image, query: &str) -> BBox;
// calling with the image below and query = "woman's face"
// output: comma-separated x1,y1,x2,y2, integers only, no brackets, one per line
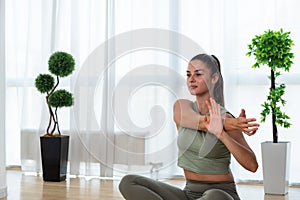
186,59,215,96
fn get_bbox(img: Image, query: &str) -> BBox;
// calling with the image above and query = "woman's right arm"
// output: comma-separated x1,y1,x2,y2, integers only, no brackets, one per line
173,99,259,134
173,99,208,131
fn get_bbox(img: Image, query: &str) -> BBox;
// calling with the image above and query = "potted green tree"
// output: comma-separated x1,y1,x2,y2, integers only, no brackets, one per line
246,29,294,195
35,51,75,181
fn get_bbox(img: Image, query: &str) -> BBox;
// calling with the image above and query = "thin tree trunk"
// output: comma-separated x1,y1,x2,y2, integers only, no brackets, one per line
46,94,55,135
47,76,60,136
55,107,61,135
271,70,278,143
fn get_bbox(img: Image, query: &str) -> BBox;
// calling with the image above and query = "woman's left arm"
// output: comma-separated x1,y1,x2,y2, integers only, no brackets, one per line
206,98,258,173
219,128,258,173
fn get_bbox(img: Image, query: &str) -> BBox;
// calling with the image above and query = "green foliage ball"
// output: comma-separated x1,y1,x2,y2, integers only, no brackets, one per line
48,51,75,77
48,89,74,108
35,74,55,93
246,29,294,71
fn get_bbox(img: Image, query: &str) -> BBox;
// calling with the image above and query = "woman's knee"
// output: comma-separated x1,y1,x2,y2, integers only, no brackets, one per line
119,174,137,193
200,189,234,200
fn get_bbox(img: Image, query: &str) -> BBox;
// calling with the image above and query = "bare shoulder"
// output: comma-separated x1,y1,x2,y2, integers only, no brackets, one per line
173,99,193,109
174,99,193,105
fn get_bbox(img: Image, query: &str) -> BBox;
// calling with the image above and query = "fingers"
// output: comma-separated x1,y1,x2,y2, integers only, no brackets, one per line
238,109,258,123
239,122,260,129
208,98,220,114
239,109,246,118
237,115,257,123
243,127,258,136
244,118,257,123
206,99,212,112
210,98,217,114
237,117,260,128
245,122,260,128
239,118,259,136
206,98,218,114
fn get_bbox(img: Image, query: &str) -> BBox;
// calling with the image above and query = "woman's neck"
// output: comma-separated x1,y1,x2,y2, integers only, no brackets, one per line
196,94,211,115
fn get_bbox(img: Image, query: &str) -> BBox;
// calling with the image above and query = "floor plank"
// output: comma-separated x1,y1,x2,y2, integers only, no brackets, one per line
1,170,300,199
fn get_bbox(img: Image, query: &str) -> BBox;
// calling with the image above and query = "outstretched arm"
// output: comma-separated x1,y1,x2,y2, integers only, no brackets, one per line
205,98,258,172
173,99,259,135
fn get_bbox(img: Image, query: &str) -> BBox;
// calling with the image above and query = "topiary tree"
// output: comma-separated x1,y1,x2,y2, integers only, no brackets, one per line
246,29,294,143
35,51,75,136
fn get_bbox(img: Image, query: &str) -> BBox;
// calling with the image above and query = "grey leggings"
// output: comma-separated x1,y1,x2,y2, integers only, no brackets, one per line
119,174,240,200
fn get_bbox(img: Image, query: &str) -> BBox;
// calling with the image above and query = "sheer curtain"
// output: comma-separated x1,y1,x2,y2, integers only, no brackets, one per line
5,0,300,183
0,0,7,197
6,0,194,179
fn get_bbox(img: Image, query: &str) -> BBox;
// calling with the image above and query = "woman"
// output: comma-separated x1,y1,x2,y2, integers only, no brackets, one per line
119,54,259,200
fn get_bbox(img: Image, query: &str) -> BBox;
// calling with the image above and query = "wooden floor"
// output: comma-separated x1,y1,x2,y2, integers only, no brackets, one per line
2,170,300,200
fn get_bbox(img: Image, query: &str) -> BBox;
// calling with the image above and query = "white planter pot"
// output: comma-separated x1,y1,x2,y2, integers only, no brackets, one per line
261,141,291,195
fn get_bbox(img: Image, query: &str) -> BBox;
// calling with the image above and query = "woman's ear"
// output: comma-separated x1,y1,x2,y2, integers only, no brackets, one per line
211,73,219,84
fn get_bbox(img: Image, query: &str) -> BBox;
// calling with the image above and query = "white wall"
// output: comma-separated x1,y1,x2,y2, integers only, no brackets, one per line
0,0,7,198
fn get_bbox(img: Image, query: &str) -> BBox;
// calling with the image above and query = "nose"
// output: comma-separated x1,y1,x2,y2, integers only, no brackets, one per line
188,74,195,83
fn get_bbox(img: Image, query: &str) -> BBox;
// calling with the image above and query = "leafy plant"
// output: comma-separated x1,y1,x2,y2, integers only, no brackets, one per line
246,29,294,143
35,51,75,136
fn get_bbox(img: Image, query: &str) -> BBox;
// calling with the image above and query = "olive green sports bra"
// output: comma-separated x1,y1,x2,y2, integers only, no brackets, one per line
177,102,231,174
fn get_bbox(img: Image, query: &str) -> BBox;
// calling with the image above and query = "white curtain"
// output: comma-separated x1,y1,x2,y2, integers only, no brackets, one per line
0,0,7,197
7,0,194,179
5,0,300,183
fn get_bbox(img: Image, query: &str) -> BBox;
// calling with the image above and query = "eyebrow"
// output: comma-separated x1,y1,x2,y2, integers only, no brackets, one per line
186,69,205,73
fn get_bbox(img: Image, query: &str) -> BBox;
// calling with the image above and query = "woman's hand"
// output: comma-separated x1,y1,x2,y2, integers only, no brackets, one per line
224,109,260,136
204,98,223,138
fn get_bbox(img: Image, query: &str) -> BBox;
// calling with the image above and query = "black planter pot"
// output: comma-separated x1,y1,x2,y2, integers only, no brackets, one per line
40,135,69,182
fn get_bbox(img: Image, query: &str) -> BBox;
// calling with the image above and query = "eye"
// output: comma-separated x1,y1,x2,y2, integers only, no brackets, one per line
186,73,191,77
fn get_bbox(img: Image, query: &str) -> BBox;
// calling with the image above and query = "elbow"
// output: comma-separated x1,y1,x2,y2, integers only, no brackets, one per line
248,162,259,173
241,156,258,173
